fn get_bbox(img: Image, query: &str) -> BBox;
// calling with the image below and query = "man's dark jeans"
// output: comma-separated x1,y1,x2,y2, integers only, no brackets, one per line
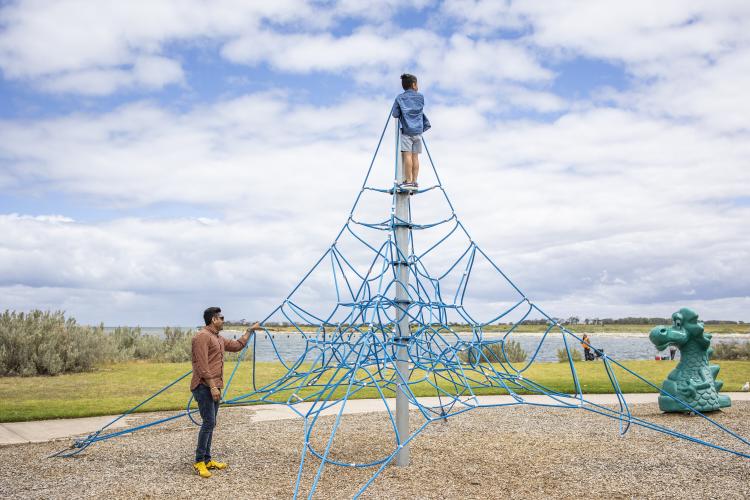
193,383,220,463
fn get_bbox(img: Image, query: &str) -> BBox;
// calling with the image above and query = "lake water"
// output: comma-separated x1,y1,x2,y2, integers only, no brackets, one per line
193,330,750,363
102,327,747,363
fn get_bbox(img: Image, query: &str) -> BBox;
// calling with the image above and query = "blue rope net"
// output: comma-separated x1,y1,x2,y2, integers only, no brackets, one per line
54,110,750,498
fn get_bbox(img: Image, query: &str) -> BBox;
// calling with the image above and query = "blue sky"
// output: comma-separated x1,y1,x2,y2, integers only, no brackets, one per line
1,1,748,325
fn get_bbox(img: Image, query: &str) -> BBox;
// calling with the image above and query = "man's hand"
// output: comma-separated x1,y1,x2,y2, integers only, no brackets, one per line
241,322,261,343
243,321,261,338
210,386,221,402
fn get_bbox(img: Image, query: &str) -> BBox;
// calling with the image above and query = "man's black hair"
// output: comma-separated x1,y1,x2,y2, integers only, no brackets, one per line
203,306,222,326
400,73,417,90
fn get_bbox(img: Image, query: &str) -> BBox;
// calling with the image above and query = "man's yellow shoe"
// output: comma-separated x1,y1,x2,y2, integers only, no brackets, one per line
194,461,212,478
206,460,227,470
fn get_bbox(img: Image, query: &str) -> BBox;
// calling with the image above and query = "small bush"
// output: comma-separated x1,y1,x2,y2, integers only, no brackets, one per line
107,326,164,361
107,325,195,362
133,334,163,360
163,326,193,362
502,340,528,363
107,326,142,361
712,341,750,360
459,340,528,364
0,310,106,376
556,347,582,363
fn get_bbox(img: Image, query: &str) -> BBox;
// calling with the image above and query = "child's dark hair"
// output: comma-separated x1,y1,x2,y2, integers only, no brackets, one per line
400,73,417,90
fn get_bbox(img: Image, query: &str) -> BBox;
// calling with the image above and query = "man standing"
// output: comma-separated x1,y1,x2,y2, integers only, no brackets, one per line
191,306,261,478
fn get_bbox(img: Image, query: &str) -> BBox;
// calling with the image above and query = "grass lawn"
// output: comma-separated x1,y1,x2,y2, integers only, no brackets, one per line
1,360,749,423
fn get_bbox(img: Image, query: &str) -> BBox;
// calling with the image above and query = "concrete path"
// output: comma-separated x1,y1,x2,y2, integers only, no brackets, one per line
0,414,139,445
2,392,749,446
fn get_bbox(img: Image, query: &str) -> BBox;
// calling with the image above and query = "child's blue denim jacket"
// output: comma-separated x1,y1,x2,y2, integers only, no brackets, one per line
391,90,431,136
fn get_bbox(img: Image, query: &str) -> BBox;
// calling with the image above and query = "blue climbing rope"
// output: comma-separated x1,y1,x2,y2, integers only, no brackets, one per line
53,109,750,499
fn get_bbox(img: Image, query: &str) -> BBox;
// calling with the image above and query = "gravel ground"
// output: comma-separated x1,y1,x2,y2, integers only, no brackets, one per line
1,402,749,499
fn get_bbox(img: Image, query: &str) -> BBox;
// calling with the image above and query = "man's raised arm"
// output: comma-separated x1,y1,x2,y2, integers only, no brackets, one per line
223,321,262,352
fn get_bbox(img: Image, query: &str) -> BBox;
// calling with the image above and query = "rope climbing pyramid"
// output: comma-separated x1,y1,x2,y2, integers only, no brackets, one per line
56,111,750,498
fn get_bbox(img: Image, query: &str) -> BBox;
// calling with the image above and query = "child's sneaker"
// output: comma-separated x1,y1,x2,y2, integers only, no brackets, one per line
194,461,212,478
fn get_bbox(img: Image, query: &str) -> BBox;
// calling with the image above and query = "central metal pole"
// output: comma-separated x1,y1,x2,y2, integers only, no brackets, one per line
393,118,411,466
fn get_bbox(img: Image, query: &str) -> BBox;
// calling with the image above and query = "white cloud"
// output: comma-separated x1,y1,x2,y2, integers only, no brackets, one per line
222,28,431,73
618,48,750,132
0,283,278,326
0,93,390,211
330,0,435,22
499,85,567,113
532,1,750,69
444,1,750,65
223,28,552,97
420,33,553,88
133,55,185,89
439,1,750,129
35,55,186,95
35,67,134,96
0,213,299,318
0,0,320,94
437,0,526,35
0,1,552,101
1,90,749,322
1,2,749,323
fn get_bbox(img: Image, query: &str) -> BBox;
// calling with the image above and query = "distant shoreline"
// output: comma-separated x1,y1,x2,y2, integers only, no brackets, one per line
236,329,749,338
97,325,750,338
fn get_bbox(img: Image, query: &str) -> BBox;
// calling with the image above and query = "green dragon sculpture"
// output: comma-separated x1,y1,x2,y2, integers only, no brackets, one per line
649,307,731,413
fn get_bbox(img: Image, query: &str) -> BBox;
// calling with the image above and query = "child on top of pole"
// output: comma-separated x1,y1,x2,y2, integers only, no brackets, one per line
391,73,431,191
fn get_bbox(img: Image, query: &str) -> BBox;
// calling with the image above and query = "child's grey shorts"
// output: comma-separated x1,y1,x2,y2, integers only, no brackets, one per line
400,133,423,153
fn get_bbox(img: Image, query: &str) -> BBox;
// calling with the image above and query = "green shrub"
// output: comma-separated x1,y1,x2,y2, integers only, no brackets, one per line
107,326,142,361
163,326,193,362
133,334,163,360
0,310,106,376
459,340,528,364
556,347,582,363
107,325,195,362
0,310,258,375
503,340,528,363
712,341,750,360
